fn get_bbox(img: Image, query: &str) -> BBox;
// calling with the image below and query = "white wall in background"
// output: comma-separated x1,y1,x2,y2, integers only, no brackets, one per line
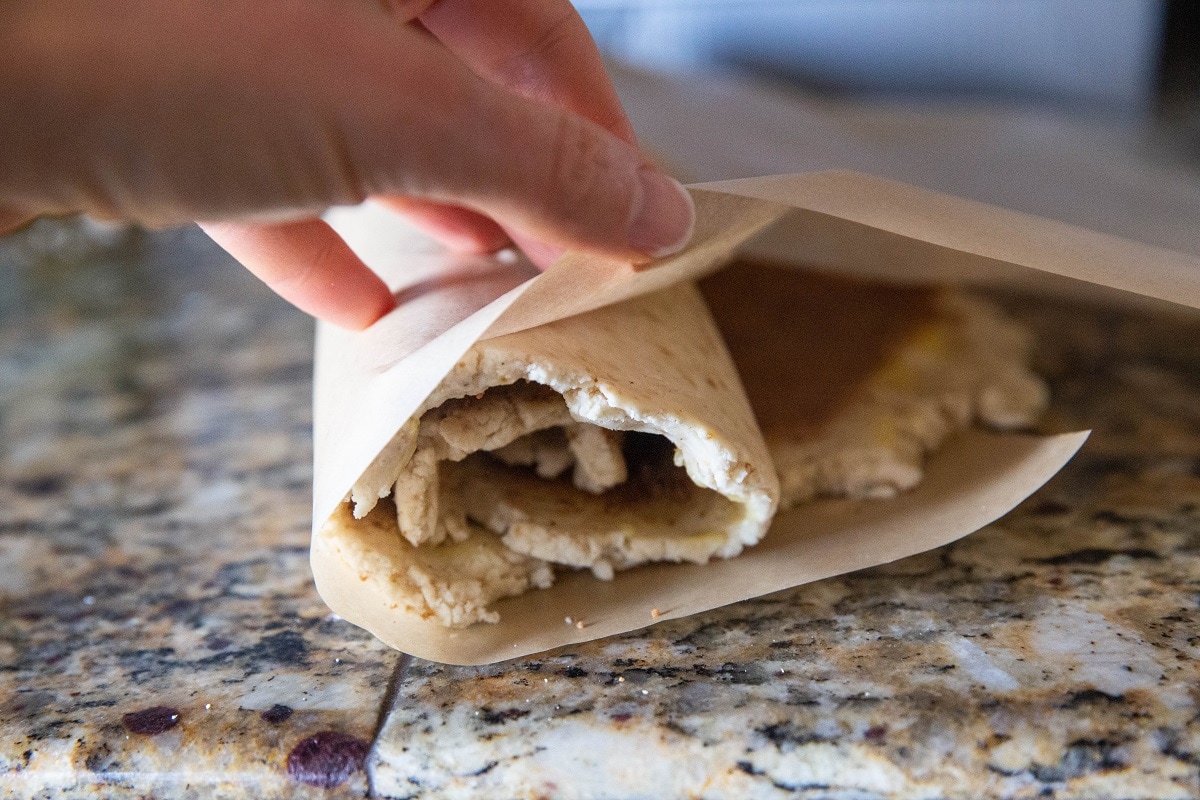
576,0,1166,114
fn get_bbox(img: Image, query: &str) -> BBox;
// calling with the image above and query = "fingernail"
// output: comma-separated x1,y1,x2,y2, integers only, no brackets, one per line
628,167,695,259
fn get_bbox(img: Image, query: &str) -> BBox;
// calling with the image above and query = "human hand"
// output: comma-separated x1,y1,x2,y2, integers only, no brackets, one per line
0,0,695,329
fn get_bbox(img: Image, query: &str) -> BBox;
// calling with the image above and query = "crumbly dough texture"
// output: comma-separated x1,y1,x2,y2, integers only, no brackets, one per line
319,501,554,628
322,269,1046,628
330,282,777,627
454,453,742,581
770,292,1047,509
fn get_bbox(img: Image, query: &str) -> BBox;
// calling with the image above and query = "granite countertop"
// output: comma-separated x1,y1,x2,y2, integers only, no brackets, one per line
0,223,401,799
372,291,1200,799
5,78,1200,799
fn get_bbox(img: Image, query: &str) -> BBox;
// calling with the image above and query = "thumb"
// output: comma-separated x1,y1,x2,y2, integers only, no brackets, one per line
1,1,693,262
316,27,695,263
413,93,696,262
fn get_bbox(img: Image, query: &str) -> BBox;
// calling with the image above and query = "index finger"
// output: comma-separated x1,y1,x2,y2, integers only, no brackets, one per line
400,0,636,144
202,219,396,331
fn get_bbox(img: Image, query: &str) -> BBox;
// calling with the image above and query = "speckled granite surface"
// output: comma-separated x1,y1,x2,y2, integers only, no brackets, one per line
371,295,1200,800
7,224,1200,800
5,126,1200,800
0,222,401,798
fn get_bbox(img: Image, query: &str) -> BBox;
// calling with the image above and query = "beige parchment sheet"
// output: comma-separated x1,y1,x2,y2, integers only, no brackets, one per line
310,171,1200,665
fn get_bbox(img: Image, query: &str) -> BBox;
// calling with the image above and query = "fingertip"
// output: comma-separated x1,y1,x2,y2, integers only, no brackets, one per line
628,167,695,260
342,281,398,330
201,219,396,331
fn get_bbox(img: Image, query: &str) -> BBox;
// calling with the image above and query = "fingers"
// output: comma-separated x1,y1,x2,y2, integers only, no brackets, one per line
4,0,692,265
201,219,395,331
384,0,640,263
401,0,649,262
416,0,636,144
294,15,693,260
424,95,695,261
374,196,510,254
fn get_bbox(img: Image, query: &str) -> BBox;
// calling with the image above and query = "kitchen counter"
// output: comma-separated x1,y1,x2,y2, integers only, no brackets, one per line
372,290,1200,799
0,224,401,799
4,69,1200,799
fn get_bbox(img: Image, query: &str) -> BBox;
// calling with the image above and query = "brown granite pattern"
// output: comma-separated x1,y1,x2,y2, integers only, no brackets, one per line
370,293,1200,799
7,217,1200,799
0,221,401,799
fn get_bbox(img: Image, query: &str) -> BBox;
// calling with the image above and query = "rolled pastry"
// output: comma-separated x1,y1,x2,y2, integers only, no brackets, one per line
317,260,1047,629
318,281,779,627
700,261,1047,510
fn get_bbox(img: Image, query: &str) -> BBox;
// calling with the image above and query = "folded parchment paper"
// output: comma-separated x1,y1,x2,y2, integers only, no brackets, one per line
312,171,1200,665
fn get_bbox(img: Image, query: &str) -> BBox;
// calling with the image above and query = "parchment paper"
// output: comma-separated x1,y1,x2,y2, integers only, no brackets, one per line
312,171,1200,665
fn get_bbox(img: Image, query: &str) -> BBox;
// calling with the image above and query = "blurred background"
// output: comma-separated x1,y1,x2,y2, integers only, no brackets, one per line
561,0,1200,261
577,0,1197,140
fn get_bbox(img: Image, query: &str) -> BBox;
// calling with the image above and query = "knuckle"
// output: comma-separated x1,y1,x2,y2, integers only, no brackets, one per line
490,8,576,90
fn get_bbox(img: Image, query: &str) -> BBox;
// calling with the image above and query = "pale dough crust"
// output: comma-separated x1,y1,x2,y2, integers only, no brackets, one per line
319,501,554,628
324,264,1046,627
329,281,776,626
